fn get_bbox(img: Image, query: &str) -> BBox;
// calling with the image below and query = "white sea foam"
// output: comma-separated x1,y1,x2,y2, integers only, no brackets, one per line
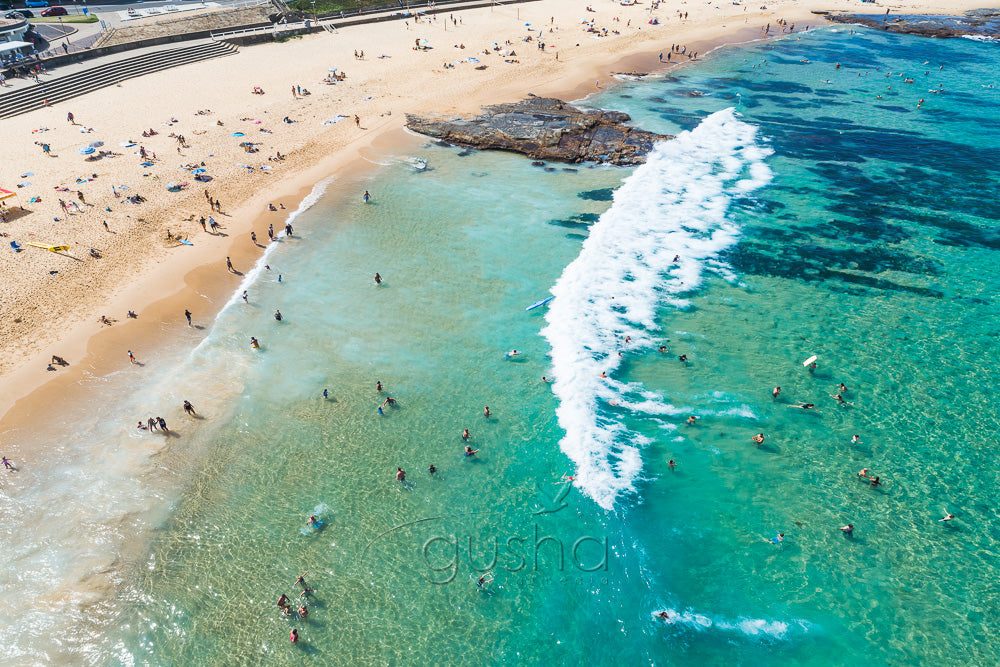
214,176,335,317
541,108,772,510
652,608,815,640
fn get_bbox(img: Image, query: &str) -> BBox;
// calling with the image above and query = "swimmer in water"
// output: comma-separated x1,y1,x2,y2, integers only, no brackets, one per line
464,445,479,457
376,380,383,392
508,349,520,357
656,610,674,622
658,345,667,353
396,467,405,482
830,393,846,404
363,190,371,203
869,476,883,487
298,605,308,618
307,515,318,527
791,402,816,410
678,354,688,363
462,428,470,441
541,376,551,383
250,336,260,349
939,511,955,522
686,415,697,425
838,383,848,393
290,629,298,643
751,433,765,445
428,464,437,474
323,389,328,399
668,460,677,470
599,371,607,378
374,272,382,285
772,386,781,399
274,309,282,321
769,533,785,544
484,406,491,418
851,434,860,444
277,593,289,608
858,468,870,479
840,524,854,537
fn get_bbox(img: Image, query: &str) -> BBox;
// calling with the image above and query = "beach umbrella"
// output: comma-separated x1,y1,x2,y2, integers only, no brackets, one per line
328,66,338,72
78,146,95,154
192,168,206,174
88,141,104,148
20,172,33,177
232,132,245,137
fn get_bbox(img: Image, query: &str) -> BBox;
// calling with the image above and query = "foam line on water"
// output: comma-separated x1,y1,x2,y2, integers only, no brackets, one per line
651,608,816,640
541,108,772,510
206,176,336,331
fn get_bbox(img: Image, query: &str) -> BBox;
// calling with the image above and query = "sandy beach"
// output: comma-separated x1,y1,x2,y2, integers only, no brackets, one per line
0,0,996,656
0,0,983,438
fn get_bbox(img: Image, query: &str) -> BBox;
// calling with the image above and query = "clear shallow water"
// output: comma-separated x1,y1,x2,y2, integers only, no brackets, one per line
1,25,999,665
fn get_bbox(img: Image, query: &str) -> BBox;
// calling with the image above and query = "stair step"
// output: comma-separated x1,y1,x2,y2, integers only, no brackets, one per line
0,42,238,119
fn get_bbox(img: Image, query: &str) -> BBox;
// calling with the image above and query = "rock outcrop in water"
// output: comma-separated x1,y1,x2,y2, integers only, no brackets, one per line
405,96,671,166
825,9,1000,38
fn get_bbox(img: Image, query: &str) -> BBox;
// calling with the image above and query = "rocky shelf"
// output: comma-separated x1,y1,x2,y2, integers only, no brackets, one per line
405,96,671,166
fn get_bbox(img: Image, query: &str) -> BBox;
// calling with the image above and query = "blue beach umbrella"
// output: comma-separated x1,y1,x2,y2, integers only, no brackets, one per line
192,168,206,174
78,146,95,154
232,132,245,137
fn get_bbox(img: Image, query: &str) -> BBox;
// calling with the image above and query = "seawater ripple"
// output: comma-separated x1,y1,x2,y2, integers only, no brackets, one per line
541,108,772,510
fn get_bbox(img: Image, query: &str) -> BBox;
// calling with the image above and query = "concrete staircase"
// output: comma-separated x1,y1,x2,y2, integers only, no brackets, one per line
0,40,239,119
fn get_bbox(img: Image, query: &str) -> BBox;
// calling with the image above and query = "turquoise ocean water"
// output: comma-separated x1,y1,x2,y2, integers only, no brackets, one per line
1,25,999,665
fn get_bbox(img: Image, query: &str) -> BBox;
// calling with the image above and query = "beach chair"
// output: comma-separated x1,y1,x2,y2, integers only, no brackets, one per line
10,241,22,252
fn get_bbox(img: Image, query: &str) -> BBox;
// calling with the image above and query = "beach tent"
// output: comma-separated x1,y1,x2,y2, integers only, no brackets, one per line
0,188,16,202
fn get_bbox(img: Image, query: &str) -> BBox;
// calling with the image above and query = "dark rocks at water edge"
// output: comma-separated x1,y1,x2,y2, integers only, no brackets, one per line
405,96,671,166
824,9,1000,39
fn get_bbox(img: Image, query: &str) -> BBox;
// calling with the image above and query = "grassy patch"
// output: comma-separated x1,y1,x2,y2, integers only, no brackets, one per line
287,0,395,15
31,14,100,23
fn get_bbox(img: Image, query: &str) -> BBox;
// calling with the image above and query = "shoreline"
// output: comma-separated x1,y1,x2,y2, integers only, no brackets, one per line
0,0,991,656
0,8,820,438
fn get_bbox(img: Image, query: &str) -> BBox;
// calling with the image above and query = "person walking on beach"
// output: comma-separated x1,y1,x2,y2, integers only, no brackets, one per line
67,111,75,124
2,456,14,470
128,350,136,365
251,231,257,245
242,290,248,303
157,417,168,432
185,309,192,326
147,417,157,431
268,224,274,241
226,256,235,273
